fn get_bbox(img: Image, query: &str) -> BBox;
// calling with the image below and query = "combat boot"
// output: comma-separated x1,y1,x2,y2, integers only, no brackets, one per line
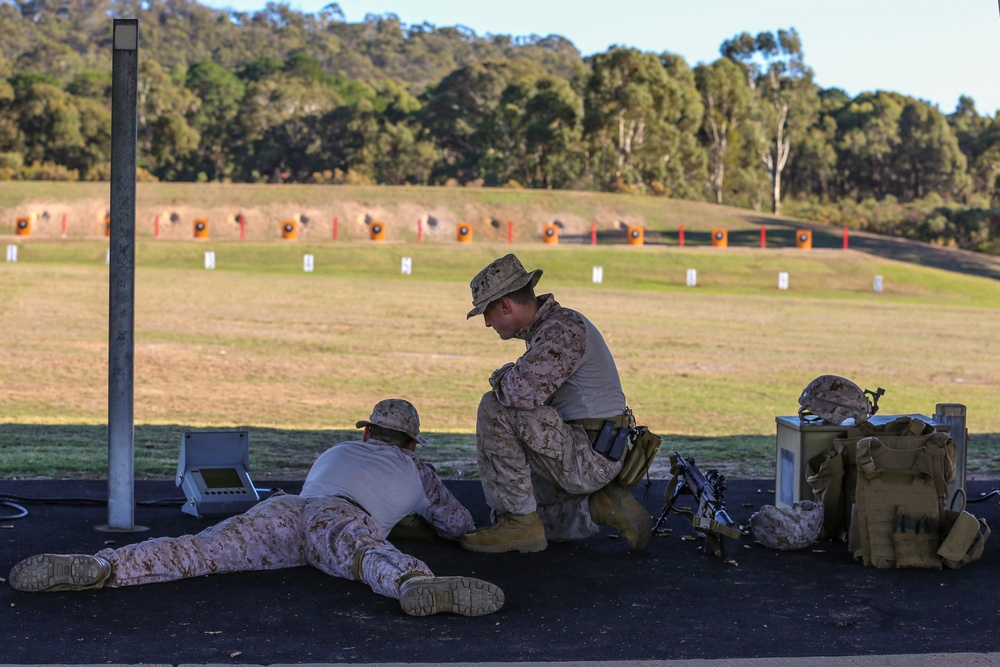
9,554,112,592
398,574,505,617
459,511,547,553
590,482,653,551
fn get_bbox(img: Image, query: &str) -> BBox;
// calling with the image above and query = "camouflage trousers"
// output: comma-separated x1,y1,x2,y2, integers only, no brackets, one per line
97,493,432,599
476,391,623,541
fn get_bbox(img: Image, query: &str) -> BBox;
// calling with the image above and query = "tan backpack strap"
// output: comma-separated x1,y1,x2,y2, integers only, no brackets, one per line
924,442,949,501
856,437,880,480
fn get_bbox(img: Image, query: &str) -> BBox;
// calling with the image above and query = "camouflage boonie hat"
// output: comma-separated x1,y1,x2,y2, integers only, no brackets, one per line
467,254,543,319
356,398,427,446
749,501,824,551
798,375,884,425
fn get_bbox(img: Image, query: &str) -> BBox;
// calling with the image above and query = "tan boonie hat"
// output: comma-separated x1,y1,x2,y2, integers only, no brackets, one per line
356,398,427,446
467,253,543,319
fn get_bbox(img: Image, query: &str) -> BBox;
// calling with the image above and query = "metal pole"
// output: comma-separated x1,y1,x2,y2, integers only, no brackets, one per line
104,18,141,532
934,403,968,501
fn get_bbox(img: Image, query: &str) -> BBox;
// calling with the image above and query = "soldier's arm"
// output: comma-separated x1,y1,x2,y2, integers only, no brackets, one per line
491,311,585,409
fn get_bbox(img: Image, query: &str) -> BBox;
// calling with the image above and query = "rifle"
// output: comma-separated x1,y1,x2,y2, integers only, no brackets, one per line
654,451,743,561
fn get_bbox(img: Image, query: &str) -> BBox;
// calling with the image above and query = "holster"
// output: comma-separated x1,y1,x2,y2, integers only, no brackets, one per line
591,420,630,461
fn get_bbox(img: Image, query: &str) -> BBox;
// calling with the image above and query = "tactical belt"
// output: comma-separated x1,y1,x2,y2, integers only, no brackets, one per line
335,494,371,516
568,414,631,433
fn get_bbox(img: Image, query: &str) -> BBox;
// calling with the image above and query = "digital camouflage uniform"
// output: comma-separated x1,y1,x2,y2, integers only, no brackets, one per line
96,441,473,599
9,400,504,615
477,294,626,541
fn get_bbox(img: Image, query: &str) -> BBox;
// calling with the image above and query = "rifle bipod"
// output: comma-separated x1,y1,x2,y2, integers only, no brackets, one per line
655,451,743,562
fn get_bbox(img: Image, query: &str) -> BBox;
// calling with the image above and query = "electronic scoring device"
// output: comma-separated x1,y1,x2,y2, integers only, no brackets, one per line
176,431,260,517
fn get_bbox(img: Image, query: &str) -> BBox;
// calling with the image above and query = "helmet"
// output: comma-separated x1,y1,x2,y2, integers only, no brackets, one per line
749,501,824,551
798,375,884,425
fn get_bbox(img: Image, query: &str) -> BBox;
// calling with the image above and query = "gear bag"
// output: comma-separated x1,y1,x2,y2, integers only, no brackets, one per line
938,489,992,569
617,426,662,488
850,426,954,568
572,410,662,489
848,421,988,569
807,416,932,541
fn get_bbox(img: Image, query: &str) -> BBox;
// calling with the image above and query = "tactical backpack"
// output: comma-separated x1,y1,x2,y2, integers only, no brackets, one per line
849,422,956,568
835,417,988,569
806,417,912,542
798,375,884,425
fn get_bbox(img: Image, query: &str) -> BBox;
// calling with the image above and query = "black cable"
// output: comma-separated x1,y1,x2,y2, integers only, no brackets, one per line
0,487,281,516
967,490,1000,503
0,494,185,509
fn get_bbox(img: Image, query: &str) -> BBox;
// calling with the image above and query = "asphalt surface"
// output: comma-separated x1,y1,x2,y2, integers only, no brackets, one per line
2,477,999,665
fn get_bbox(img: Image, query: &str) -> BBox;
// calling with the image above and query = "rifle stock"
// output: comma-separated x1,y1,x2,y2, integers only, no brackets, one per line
655,451,743,561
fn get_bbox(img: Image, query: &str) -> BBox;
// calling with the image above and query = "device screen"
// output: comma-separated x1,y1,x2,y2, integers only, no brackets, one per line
199,468,243,489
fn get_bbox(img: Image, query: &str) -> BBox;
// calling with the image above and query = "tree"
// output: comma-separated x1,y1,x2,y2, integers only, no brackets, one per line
523,76,584,189
234,56,344,181
8,79,84,169
0,78,19,158
137,59,200,179
583,46,705,195
785,114,838,202
721,28,818,214
184,60,246,181
371,118,438,185
784,88,845,202
150,111,199,181
419,58,545,184
949,96,995,203
68,95,111,179
655,53,707,199
695,57,752,204
894,99,969,201
833,91,905,201
967,114,1000,206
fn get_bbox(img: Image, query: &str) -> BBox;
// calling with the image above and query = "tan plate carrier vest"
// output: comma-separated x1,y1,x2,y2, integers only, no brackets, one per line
807,417,989,569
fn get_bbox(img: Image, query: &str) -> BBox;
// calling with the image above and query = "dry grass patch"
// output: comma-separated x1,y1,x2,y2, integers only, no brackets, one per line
2,238,1000,480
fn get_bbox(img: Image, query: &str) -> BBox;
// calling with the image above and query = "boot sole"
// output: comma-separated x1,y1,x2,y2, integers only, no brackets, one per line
400,577,505,616
9,554,110,592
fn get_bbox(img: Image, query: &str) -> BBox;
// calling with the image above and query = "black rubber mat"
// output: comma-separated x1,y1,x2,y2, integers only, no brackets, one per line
2,478,999,664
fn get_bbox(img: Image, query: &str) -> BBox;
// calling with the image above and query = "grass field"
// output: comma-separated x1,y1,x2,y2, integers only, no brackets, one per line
2,234,1000,481
3,181,1000,481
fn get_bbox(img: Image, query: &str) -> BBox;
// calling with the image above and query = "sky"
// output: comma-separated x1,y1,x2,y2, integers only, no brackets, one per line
197,0,1000,117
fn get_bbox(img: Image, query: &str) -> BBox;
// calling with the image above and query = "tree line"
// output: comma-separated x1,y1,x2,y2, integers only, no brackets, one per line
2,0,999,254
